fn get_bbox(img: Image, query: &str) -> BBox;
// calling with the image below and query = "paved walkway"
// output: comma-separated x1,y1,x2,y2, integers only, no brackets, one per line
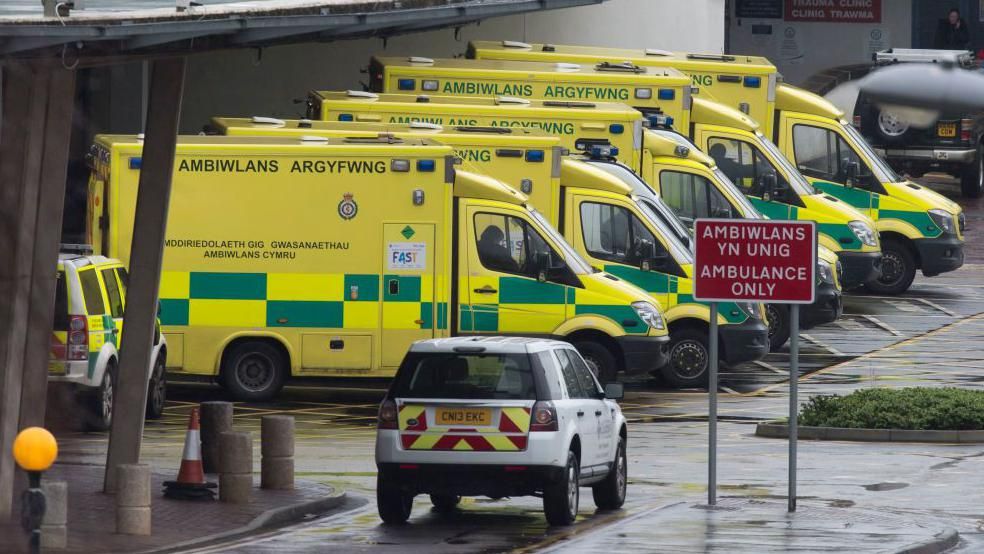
0,463,336,553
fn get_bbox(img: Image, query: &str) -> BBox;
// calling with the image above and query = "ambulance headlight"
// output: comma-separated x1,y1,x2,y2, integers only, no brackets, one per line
632,301,665,330
817,260,835,285
928,209,955,234
848,221,877,247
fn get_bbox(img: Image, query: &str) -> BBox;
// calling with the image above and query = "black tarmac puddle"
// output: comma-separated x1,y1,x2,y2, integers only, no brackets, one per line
863,482,909,492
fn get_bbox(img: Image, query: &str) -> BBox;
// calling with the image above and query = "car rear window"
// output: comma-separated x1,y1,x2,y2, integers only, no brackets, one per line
53,271,68,331
391,352,536,400
78,269,106,316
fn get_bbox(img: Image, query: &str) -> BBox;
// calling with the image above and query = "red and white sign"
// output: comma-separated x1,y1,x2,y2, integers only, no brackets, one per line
694,219,816,304
785,0,881,23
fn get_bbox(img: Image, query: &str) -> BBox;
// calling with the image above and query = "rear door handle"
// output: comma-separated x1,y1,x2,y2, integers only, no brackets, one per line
577,411,585,417
474,286,497,294
595,410,602,416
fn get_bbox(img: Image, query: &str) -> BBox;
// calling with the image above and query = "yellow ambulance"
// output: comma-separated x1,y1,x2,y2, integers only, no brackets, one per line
86,134,669,397
210,117,768,387
469,41,964,294
367,56,691,129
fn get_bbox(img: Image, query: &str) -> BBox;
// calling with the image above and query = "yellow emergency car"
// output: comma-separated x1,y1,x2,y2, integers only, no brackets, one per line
469,40,964,294
86,135,669,397
211,117,767,387
368,56,691,129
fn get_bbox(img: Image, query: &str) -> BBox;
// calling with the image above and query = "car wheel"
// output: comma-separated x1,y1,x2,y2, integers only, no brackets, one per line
145,354,167,420
429,494,460,513
864,238,916,295
592,436,627,510
660,328,710,389
377,474,413,524
572,341,617,384
221,341,287,402
86,362,116,432
876,109,910,144
960,143,983,198
543,450,579,526
766,304,790,351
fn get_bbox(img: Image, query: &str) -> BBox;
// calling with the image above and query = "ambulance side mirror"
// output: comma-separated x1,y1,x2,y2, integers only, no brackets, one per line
844,160,860,188
759,171,779,201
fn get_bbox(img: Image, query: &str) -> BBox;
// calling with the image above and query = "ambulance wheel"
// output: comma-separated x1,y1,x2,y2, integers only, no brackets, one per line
573,341,617,384
429,494,460,513
222,341,287,402
766,304,790,351
961,144,983,198
865,238,916,295
543,450,579,526
661,328,709,389
145,354,167,420
377,475,413,524
86,362,116,432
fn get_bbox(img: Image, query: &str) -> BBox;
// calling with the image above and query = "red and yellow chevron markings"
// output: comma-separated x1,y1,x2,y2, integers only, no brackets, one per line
398,404,531,451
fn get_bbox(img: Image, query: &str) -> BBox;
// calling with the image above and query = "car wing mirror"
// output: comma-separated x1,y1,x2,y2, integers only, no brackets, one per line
844,159,860,188
759,171,779,201
604,382,624,400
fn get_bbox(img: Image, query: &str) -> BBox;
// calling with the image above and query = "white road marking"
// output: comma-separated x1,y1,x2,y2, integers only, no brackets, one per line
800,334,845,356
861,314,903,336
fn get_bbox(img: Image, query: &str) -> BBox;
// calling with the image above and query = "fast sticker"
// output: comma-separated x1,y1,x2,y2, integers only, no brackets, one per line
388,242,427,270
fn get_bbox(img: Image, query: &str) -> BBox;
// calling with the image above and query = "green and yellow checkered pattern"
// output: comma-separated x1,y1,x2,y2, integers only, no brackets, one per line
159,271,448,330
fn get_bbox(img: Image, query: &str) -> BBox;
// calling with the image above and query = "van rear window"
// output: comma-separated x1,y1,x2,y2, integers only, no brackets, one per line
391,353,536,400
53,271,68,331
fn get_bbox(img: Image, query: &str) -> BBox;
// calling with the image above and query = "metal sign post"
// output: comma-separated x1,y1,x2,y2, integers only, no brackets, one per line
708,301,718,506
693,219,816,511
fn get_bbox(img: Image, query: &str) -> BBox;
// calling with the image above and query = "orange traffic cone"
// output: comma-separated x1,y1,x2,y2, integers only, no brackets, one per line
163,407,216,500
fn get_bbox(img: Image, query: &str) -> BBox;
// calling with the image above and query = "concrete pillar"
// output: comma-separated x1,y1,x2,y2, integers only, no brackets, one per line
0,61,77,521
261,415,294,490
104,57,187,493
218,432,252,504
41,480,67,549
116,464,151,535
200,401,233,474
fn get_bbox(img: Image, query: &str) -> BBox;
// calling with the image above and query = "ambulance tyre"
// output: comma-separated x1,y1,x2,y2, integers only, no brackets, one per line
86,361,116,432
572,340,617,384
145,353,167,420
865,238,916,295
543,450,579,526
662,328,709,389
960,144,983,198
766,304,791,351
222,341,288,402
377,474,413,524
429,494,460,513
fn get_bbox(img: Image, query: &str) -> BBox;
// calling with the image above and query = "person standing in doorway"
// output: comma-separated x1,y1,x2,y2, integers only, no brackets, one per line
935,7,971,50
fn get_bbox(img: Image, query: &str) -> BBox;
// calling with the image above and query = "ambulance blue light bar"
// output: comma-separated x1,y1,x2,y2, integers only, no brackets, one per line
129,157,142,170
609,124,624,134
417,159,436,172
743,76,761,88
338,114,354,122
658,89,675,100
525,150,545,162
398,79,416,91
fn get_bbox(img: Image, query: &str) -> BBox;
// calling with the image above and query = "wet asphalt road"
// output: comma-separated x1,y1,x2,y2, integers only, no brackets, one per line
55,175,984,552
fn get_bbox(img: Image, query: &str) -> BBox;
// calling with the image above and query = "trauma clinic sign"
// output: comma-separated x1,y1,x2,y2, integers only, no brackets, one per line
785,0,881,23
694,220,816,303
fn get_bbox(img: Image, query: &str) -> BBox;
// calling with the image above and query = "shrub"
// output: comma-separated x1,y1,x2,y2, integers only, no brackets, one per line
798,388,984,430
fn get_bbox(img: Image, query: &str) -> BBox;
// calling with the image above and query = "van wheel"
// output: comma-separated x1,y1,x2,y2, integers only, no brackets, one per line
543,450,579,526
86,362,116,432
864,239,916,295
429,494,460,513
661,328,710,389
572,341,617,384
145,354,167,420
766,304,790,351
592,436,627,510
221,342,287,402
961,144,983,198
377,475,413,524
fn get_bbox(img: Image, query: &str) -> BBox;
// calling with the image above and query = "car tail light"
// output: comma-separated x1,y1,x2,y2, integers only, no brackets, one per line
378,399,398,429
530,401,558,432
852,115,861,129
961,119,973,142
68,315,88,361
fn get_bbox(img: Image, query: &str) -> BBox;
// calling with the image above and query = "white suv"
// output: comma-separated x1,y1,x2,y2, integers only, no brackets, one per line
375,336,628,526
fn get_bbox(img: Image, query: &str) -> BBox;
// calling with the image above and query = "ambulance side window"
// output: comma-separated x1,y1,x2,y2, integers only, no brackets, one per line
707,137,786,196
792,125,878,191
474,212,561,278
659,171,736,225
78,269,106,316
100,268,124,318
579,202,662,266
